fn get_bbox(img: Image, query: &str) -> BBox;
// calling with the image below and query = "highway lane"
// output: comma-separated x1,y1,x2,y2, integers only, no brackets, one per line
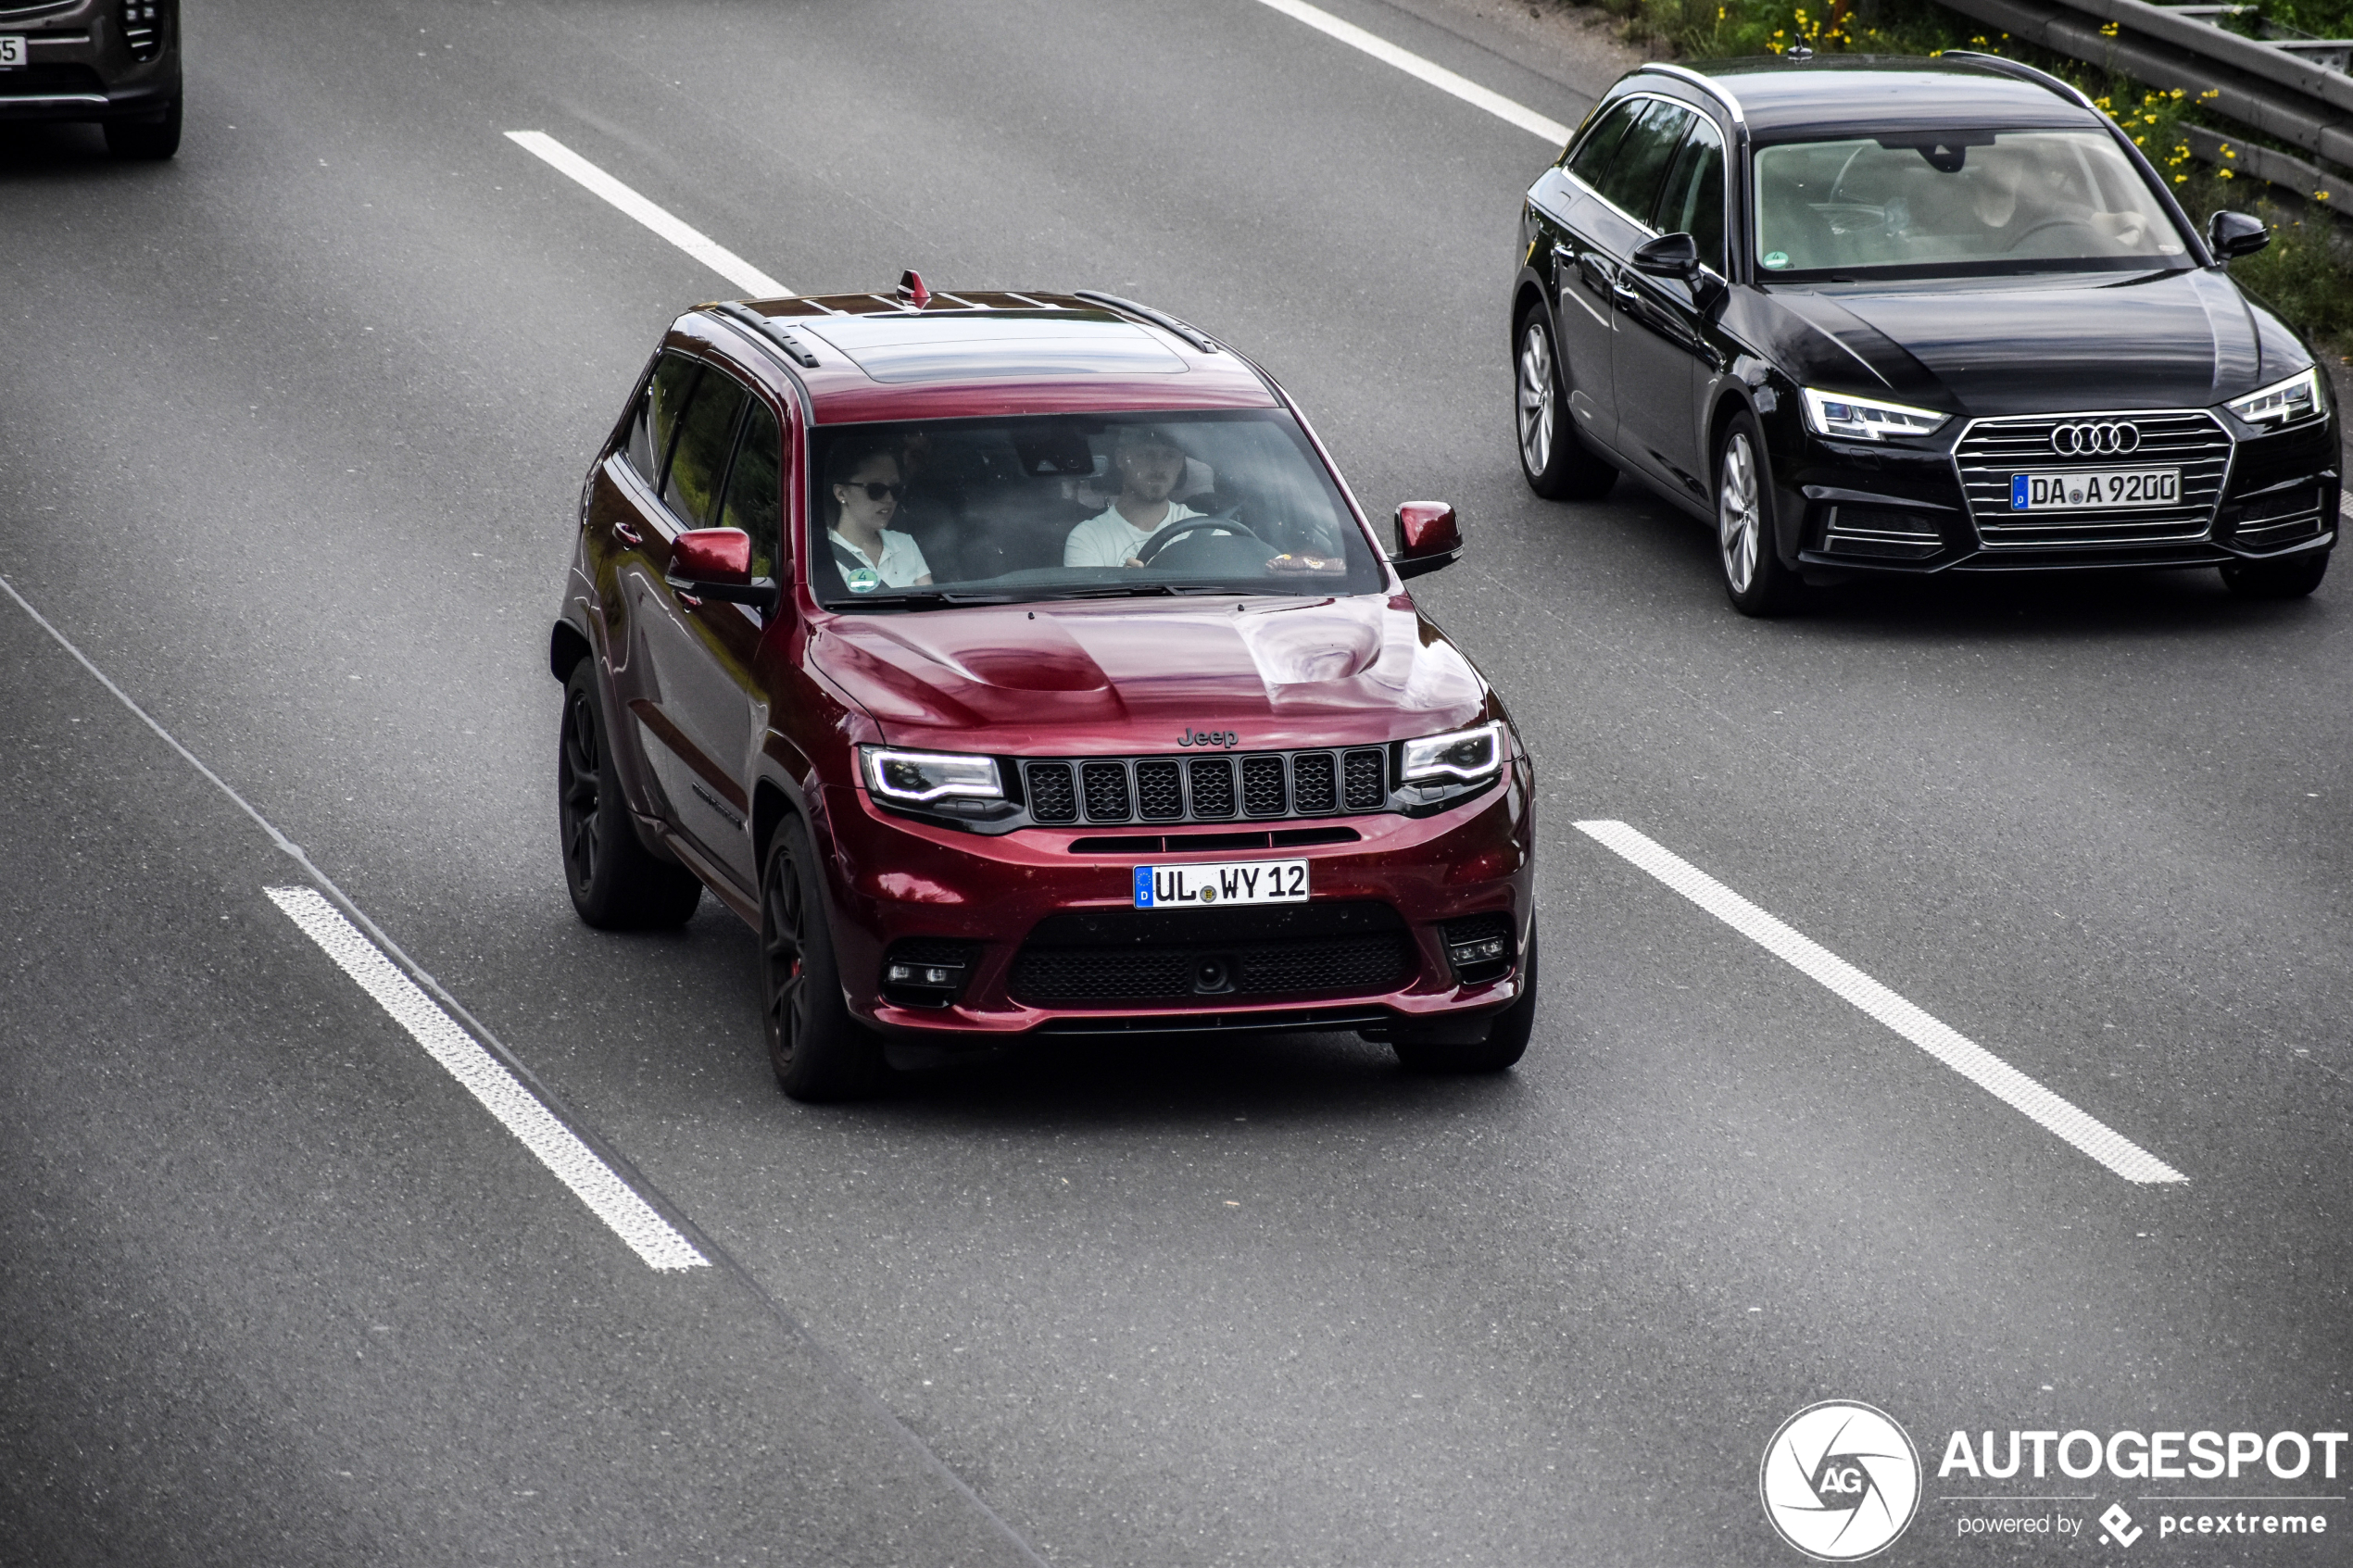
4,1,2349,1563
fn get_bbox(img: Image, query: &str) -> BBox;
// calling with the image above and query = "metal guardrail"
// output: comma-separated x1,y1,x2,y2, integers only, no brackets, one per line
1932,0,2353,210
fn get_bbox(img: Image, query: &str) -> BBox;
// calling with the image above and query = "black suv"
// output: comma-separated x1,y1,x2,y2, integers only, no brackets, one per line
0,0,179,158
1513,55,2338,612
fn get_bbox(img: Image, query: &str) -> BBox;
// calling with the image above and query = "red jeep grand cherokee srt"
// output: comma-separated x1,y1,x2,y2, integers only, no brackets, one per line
551,281,1537,1099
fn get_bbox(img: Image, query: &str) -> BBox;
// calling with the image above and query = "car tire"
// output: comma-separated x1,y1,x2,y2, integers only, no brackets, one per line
2220,550,2328,599
761,816,888,1102
1392,930,1539,1073
104,94,182,160
1516,306,1617,501
558,659,702,930
1715,411,1800,616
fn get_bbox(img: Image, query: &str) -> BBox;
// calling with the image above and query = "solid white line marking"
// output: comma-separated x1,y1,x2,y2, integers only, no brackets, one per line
268,886,711,1271
1246,0,1572,144
1573,821,2187,1185
504,130,790,297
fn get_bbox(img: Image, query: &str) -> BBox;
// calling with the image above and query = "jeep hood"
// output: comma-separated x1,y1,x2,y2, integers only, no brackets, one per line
813,595,1489,753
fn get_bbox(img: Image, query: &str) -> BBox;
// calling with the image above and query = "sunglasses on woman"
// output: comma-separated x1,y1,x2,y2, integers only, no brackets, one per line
842,481,903,501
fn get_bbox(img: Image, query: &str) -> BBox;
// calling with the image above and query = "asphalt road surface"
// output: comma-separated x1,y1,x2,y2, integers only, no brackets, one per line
4,3,2349,1564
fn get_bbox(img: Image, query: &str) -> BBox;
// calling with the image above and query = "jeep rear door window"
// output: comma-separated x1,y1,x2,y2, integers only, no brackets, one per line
1592,98,1691,225
1754,128,2189,279
660,367,748,529
806,409,1387,609
627,352,700,487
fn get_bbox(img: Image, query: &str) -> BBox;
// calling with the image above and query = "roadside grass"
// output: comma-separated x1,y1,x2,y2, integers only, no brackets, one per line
1541,0,2353,357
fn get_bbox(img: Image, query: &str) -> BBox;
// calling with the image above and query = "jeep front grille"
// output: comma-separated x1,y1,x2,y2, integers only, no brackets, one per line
1024,746,1390,827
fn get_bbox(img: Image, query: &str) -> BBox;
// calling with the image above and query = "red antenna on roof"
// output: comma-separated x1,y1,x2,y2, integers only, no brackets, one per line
897,270,931,307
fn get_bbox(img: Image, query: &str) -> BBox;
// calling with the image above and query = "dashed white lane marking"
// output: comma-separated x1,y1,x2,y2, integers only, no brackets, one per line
1246,0,1573,144
504,130,790,297
269,887,710,1271
1574,820,2188,1185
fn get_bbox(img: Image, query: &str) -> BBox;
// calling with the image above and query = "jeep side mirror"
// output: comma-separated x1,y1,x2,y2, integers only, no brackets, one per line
1391,502,1461,580
2208,209,2269,260
1630,231,1702,279
667,527,779,611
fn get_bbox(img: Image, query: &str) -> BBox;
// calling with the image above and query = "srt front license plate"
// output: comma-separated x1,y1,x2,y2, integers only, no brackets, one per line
1133,859,1308,909
2008,469,2180,510
0,37,26,68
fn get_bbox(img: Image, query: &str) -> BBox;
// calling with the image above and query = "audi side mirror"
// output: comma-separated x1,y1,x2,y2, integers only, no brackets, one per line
2208,209,2269,260
1630,232,1702,279
667,527,779,611
1391,502,1461,580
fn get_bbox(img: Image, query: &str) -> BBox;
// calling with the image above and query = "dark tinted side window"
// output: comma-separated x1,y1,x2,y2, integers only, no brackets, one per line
1653,118,1727,273
626,353,701,486
661,369,748,529
719,401,783,579
1565,98,1642,189
1594,99,1692,223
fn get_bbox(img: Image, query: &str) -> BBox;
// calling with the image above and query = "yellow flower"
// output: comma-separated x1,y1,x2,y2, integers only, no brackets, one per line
2100,20,2119,35
2219,169,2233,179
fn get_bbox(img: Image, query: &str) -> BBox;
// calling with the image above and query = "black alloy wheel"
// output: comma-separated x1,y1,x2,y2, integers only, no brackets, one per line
1515,306,1617,501
1714,411,1800,616
105,94,182,160
761,817,887,1102
2221,550,2329,599
1392,930,1540,1073
558,659,701,929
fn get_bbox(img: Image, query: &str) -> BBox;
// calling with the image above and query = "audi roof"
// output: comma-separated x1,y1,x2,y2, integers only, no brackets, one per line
1646,56,2106,139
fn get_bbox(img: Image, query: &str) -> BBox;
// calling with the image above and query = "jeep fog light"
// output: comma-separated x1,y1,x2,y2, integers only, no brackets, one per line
1401,721,1504,784
861,746,1004,804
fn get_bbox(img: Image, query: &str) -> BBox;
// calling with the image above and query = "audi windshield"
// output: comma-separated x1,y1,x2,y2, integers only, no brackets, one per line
1754,128,2190,282
806,409,1388,610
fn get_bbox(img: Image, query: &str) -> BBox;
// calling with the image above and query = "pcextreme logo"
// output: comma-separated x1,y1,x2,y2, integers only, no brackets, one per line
1761,1401,1924,1562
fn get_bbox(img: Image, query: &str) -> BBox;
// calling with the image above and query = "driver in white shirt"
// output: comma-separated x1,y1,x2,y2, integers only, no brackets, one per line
1063,425,1201,569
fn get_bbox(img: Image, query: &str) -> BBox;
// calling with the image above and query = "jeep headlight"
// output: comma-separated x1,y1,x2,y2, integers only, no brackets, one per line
860,746,1003,803
1400,721,1505,784
2226,366,2326,427
1800,387,1950,442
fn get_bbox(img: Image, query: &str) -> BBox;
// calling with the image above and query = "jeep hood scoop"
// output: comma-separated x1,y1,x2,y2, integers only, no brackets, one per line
815,596,1487,752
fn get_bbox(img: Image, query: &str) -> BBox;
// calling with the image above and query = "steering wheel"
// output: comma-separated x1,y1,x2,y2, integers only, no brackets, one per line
2003,216,2104,253
1134,514,1266,566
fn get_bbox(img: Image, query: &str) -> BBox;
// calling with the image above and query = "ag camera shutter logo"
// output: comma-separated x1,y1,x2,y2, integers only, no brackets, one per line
1761,1401,1923,1561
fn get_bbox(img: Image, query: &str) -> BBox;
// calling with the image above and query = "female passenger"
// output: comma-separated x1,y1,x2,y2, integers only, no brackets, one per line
825,439,931,592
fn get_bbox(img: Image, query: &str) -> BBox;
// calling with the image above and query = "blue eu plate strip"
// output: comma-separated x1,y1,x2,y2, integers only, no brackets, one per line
2010,473,2029,510
1132,865,1154,908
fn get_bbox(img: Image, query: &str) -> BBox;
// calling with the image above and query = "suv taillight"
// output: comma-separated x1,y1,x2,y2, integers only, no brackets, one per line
123,0,163,61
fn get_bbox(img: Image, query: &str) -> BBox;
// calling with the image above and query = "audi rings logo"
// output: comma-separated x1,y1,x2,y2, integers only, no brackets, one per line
2050,420,2142,456
1760,1401,1922,1561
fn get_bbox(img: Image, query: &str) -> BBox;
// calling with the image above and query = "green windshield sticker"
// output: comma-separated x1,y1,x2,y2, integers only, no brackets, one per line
1763,251,1790,270
845,566,881,594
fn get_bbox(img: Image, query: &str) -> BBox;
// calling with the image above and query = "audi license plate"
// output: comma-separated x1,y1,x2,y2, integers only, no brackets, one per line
0,36,26,68
2008,469,2179,511
1133,859,1307,909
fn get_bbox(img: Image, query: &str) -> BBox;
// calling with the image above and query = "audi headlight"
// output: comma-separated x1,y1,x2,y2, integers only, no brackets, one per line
2226,366,2327,427
1800,387,1950,442
1401,721,1505,784
860,746,1003,804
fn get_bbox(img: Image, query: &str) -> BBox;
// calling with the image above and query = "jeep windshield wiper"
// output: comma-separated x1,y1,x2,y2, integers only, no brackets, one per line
831,591,1016,610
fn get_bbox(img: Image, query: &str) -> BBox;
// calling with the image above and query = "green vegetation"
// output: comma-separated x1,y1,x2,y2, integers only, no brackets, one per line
1547,0,2353,352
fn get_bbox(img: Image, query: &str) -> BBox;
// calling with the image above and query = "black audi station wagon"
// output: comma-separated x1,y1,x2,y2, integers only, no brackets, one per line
1512,55,2340,612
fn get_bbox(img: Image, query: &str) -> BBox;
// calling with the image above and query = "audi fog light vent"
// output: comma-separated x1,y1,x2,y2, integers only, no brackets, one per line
2226,366,2326,427
1800,388,1950,442
123,0,164,60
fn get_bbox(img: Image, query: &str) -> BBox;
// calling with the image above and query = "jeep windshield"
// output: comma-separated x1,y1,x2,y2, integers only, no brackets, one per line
1753,128,2189,282
807,409,1387,609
